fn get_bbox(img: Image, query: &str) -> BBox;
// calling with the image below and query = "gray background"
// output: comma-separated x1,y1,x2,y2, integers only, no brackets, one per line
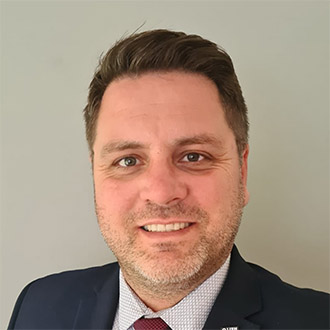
1,0,329,328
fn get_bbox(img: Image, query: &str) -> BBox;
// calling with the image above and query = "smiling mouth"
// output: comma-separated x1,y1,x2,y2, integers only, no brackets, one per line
142,223,192,232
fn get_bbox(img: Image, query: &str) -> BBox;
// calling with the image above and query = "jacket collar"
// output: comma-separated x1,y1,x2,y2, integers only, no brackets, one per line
203,245,262,329
73,264,120,329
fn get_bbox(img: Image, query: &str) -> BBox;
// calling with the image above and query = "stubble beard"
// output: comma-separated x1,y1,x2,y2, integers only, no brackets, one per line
96,183,245,298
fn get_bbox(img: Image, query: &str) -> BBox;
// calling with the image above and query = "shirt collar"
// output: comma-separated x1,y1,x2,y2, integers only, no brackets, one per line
116,255,230,330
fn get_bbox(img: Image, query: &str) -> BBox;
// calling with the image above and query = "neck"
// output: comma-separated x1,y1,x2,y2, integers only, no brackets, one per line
129,286,190,312
123,276,202,312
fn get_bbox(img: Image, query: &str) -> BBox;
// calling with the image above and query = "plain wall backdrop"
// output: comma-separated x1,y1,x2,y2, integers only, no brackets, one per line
1,0,329,327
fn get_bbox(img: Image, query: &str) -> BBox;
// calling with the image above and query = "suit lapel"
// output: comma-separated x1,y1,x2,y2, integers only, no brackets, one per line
73,264,120,329
203,246,262,329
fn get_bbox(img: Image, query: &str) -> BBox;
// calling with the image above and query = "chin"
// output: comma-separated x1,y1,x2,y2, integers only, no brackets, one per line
119,237,228,294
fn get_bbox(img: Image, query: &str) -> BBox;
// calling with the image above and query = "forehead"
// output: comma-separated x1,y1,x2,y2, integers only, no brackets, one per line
100,71,221,116
95,71,234,149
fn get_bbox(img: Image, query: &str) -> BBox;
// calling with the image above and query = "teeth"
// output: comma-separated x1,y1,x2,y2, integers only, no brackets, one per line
143,223,190,232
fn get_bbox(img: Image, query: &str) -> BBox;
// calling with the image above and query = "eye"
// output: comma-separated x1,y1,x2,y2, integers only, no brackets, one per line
182,152,205,162
117,156,140,167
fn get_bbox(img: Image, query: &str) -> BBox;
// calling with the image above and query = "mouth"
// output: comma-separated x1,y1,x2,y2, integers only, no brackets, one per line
142,222,192,233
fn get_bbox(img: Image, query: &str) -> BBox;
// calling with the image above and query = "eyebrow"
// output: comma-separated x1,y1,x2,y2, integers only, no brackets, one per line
100,134,222,158
173,134,223,148
100,140,148,158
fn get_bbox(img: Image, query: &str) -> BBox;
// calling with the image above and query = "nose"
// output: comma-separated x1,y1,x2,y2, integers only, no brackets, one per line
139,161,188,206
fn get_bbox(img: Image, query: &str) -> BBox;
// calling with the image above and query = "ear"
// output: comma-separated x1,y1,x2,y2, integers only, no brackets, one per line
240,144,249,206
89,152,94,171
89,150,94,164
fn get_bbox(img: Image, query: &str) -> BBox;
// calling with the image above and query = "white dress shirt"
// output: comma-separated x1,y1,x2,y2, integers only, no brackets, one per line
112,256,230,330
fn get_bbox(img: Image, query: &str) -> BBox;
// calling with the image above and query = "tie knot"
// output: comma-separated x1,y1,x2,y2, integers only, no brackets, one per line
133,317,170,330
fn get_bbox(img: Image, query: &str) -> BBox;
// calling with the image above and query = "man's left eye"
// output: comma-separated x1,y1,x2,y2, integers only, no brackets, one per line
182,153,204,162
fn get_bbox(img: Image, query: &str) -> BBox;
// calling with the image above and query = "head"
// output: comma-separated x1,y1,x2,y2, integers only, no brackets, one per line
84,30,249,304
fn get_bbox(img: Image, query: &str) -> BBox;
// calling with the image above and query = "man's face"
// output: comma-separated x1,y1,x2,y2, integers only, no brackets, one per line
93,72,249,291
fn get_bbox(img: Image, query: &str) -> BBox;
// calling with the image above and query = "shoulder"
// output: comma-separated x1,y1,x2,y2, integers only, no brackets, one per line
248,261,329,328
22,262,119,299
8,262,119,329
249,261,329,304
221,246,329,329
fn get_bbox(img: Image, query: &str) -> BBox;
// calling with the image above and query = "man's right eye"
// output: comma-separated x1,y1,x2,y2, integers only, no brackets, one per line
117,157,139,167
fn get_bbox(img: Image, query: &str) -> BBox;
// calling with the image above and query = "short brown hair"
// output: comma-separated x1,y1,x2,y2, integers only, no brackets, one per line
83,29,248,156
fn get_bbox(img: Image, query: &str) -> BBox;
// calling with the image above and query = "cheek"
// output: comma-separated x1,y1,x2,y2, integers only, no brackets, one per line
94,178,138,215
189,173,239,207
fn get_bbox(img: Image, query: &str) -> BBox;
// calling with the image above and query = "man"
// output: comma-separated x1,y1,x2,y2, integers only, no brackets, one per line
8,29,329,329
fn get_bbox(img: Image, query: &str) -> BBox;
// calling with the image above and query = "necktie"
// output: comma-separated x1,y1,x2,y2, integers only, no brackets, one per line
133,317,170,330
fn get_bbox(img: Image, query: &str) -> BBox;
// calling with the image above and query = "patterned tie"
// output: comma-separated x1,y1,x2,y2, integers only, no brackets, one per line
133,317,171,330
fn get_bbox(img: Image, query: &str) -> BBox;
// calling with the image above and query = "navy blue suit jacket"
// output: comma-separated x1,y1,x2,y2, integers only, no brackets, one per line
8,246,329,329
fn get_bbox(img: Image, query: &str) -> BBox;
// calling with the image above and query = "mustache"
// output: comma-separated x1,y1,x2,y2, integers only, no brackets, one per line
124,201,209,223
